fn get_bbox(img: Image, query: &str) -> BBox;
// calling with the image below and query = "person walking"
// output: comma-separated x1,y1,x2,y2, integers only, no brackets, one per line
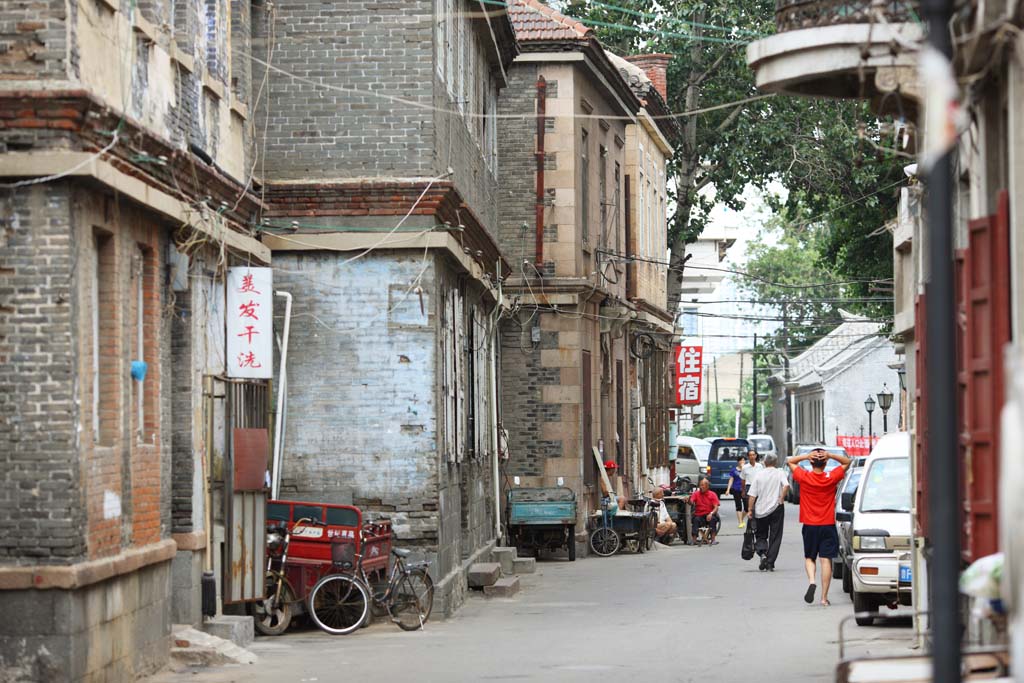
724,455,747,528
746,454,790,572
787,447,852,605
740,449,764,505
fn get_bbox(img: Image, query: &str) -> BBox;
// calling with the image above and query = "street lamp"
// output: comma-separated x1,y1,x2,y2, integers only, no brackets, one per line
877,384,894,434
864,395,876,439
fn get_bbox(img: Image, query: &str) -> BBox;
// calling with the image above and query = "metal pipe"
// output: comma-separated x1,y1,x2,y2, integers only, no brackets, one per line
535,75,547,269
271,291,293,500
624,175,633,298
491,268,503,541
922,0,960,679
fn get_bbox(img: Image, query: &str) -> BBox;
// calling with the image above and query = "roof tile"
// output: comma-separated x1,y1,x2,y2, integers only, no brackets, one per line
509,0,591,43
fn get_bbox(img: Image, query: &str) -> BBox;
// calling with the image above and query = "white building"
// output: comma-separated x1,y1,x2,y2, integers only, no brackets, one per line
767,311,900,456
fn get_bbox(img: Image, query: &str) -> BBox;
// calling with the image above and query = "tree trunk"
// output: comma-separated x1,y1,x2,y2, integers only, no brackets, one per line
666,11,704,314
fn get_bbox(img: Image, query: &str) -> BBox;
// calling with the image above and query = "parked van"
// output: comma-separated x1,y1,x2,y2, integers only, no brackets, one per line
837,431,912,626
747,434,777,460
674,436,711,486
707,438,750,494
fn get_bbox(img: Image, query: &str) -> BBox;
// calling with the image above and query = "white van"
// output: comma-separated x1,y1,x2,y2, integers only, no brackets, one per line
838,431,912,626
675,436,711,485
747,434,777,460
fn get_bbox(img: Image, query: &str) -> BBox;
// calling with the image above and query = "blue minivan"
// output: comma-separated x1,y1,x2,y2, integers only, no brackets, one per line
707,438,751,495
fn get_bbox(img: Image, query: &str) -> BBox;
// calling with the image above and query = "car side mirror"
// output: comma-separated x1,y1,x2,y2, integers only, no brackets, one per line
841,492,855,512
836,510,853,523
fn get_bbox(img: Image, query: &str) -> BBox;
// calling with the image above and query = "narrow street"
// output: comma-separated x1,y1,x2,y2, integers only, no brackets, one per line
151,509,914,683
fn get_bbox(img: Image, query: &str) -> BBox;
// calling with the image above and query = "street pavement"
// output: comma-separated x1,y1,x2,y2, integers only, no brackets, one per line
149,503,916,683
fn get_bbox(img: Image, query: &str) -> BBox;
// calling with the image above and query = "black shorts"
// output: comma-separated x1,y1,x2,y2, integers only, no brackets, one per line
692,513,720,535
802,524,839,560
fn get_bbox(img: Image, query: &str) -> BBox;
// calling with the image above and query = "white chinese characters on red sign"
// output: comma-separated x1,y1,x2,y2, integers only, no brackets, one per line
226,267,273,379
674,345,703,406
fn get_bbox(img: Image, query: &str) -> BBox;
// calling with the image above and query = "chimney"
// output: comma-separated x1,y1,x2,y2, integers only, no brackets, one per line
624,53,672,102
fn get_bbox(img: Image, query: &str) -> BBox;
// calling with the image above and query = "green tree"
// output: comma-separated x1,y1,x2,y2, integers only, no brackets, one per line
561,0,901,310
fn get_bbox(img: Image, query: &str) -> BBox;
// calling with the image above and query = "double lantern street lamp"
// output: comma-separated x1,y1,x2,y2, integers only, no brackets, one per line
864,384,896,439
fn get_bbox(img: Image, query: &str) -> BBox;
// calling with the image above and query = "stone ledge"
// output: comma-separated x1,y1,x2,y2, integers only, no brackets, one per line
0,539,177,591
172,531,207,551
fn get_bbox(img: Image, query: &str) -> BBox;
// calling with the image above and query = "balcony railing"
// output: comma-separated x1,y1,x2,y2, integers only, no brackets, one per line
775,0,920,32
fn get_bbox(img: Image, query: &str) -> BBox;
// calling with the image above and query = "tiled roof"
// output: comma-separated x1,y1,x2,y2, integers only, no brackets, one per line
509,0,592,42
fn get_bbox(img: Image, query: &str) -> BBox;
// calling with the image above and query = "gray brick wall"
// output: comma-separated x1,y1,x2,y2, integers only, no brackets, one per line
0,183,86,563
253,0,436,180
272,251,442,547
495,63,538,263
0,0,72,80
498,317,562,476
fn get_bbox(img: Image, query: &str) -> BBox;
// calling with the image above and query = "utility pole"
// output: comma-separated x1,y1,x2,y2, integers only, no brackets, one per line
752,333,758,435
782,303,793,459
923,0,960,678
738,350,744,437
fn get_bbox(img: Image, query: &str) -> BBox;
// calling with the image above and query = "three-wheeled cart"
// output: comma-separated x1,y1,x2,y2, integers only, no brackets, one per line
506,487,577,561
252,499,392,635
588,501,656,556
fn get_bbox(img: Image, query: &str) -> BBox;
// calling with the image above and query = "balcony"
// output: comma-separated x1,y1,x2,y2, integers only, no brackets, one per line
747,0,923,102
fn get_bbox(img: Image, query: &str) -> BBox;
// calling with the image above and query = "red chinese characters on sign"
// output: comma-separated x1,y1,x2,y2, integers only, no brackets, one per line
227,267,273,379
674,345,703,406
836,435,879,457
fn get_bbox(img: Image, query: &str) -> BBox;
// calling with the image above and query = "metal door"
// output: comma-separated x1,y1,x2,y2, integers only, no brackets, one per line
583,351,594,487
960,191,1010,561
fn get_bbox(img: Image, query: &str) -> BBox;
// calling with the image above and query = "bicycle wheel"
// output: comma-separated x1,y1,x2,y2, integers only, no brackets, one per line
589,527,620,557
308,574,370,635
389,568,434,631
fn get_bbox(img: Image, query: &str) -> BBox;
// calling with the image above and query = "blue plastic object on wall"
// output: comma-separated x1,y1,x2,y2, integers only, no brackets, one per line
130,360,148,381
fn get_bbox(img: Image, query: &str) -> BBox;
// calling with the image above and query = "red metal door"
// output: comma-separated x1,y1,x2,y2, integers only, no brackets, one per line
960,191,1010,562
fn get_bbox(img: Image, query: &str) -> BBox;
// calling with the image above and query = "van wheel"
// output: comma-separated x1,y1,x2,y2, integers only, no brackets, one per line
842,563,852,594
853,590,878,626
832,559,843,579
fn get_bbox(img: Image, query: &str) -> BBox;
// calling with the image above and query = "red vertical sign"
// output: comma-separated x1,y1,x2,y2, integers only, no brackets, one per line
675,345,703,406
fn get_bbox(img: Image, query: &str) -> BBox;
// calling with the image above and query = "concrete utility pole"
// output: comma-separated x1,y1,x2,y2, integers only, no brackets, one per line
782,303,793,458
922,0,961,678
751,333,758,434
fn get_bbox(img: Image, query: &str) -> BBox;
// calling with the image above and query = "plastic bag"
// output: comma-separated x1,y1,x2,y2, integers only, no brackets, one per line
741,521,756,561
959,552,1003,600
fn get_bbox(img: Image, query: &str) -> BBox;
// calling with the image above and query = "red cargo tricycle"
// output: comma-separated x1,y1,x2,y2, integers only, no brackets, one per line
251,499,393,635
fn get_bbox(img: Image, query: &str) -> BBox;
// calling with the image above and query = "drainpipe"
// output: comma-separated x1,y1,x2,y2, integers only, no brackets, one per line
624,175,633,298
491,268,503,541
535,75,546,268
271,291,292,500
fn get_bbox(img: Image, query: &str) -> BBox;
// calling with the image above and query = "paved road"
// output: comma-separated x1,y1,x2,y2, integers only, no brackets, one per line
151,504,915,683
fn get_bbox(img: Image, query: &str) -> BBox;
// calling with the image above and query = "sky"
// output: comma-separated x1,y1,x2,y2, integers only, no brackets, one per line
683,182,786,358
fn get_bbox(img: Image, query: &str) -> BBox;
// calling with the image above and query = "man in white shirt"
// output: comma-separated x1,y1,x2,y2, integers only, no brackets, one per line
740,449,764,500
746,454,790,572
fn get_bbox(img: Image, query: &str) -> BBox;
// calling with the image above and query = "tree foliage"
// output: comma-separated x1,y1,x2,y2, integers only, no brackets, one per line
560,0,902,310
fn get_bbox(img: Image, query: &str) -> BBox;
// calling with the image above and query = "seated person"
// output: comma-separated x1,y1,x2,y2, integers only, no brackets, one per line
652,488,677,540
688,477,721,544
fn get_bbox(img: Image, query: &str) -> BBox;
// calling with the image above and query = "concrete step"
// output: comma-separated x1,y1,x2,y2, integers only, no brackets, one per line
511,556,536,574
491,546,516,574
467,562,501,588
170,625,257,668
482,576,520,598
201,615,254,648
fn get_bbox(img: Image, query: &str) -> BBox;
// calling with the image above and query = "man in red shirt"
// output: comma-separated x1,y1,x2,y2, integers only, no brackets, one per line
688,477,721,545
788,447,852,606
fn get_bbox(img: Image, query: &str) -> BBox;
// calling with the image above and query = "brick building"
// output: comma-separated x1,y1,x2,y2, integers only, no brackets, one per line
252,0,518,615
0,0,269,679
496,0,677,538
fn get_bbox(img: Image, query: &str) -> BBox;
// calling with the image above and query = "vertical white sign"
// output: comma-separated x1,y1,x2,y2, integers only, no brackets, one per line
226,267,273,379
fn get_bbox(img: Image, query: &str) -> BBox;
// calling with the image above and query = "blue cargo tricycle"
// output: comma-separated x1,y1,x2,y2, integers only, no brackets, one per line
505,487,578,561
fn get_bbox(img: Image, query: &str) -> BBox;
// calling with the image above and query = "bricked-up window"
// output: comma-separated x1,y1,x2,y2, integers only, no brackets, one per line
93,230,117,445
435,0,445,81
487,83,498,173
456,0,465,112
581,129,589,244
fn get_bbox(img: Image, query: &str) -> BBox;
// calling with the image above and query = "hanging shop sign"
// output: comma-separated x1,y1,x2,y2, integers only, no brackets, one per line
227,267,273,379
674,344,703,406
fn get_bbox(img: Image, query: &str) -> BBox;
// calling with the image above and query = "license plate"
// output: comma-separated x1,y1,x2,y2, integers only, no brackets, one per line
899,566,912,583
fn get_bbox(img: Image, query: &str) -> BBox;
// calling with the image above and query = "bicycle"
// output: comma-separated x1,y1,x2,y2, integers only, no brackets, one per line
307,524,434,635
